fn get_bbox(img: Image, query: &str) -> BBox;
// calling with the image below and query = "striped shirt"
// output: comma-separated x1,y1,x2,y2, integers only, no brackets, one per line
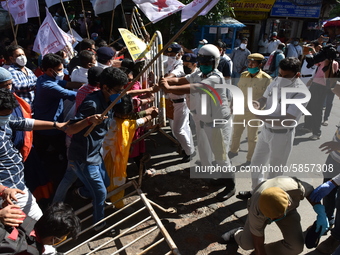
75,83,100,111
9,65,37,105
0,117,34,190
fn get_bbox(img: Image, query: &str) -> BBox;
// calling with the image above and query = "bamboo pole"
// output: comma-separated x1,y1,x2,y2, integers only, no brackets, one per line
108,0,116,43
80,0,90,39
5,0,17,45
84,0,215,137
60,0,74,38
121,1,128,29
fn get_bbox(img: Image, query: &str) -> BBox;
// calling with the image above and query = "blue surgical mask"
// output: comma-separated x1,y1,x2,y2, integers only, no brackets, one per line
109,93,122,103
200,65,213,75
248,67,259,74
0,114,11,126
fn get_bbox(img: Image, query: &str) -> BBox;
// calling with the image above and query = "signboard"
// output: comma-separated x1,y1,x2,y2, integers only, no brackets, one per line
119,28,147,61
235,11,268,20
270,0,321,18
230,0,275,12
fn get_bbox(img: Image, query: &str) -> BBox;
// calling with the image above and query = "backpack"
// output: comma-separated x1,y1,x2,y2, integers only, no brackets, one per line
263,52,278,74
0,216,43,255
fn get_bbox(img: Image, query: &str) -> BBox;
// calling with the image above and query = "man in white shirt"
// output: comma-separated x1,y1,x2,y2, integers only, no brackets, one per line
258,33,269,55
267,32,282,54
70,50,96,83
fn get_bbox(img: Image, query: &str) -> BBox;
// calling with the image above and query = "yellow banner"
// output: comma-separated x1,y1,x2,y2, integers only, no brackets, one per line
235,11,268,20
118,28,147,61
230,0,275,12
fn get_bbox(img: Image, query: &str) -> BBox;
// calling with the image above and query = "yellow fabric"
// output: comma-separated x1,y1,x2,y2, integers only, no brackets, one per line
259,187,289,219
103,118,137,208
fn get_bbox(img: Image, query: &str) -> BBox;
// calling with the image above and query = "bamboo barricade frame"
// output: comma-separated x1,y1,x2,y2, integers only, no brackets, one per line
57,180,180,255
84,0,216,137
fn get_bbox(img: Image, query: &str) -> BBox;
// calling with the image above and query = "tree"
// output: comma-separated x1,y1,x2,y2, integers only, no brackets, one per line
142,0,235,48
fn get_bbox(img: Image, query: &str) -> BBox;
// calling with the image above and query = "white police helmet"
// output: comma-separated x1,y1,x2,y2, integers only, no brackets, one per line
197,44,220,69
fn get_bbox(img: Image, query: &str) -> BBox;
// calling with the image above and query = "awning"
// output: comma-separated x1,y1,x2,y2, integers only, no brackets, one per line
216,17,246,28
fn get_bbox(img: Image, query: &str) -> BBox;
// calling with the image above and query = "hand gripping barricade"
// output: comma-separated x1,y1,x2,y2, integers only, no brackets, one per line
56,180,179,255
130,30,182,152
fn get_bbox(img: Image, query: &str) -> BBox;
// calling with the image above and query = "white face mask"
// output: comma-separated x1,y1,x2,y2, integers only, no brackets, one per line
276,76,297,87
16,55,27,67
54,70,64,81
240,43,247,50
167,56,176,66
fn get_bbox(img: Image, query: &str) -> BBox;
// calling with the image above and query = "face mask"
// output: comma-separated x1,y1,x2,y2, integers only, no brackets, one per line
64,58,69,65
337,45,340,53
16,55,27,67
276,76,297,87
68,14,75,20
167,56,176,66
93,36,98,40
183,66,192,75
53,70,64,81
240,43,247,50
109,93,122,103
293,41,299,46
200,65,213,75
248,67,259,74
0,114,11,126
198,44,203,50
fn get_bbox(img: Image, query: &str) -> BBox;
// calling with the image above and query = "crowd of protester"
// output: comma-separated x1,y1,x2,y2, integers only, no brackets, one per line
1,9,340,253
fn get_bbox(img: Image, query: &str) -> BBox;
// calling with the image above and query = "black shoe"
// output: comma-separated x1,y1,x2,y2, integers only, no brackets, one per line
241,161,251,166
228,151,238,159
217,187,236,201
236,191,252,200
181,151,196,163
220,227,243,244
209,178,228,186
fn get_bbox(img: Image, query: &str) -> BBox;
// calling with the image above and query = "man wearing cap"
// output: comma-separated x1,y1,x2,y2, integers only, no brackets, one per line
237,58,310,200
165,49,194,162
221,176,329,255
228,53,272,167
164,43,184,78
160,44,235,200
286,38,303,59
267,32,282,54
97,46,116,69
230,38,251,86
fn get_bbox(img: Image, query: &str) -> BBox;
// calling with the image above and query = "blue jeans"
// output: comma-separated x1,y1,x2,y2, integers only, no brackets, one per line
69,160,110,224
323,155,340,224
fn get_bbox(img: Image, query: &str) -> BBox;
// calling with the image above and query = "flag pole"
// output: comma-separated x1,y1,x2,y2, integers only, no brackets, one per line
15,24,19,39
60,0,74,38
108,0,116,43
84,0,215,137
5,0,17,45
80,0,90,39
121,2,127,29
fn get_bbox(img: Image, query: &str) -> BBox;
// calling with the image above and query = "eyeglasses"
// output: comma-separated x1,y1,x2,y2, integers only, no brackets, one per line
53,235,67,246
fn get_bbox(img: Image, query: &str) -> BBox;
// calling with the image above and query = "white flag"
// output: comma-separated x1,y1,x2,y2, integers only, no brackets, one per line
181,0,219,22
33,8,74,57
27,0,39,19
45,0,72,8
90,0,122,16
132,0,185,24
1,0,28,25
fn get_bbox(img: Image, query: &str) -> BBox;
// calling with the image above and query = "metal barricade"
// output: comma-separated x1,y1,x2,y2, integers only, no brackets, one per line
58,181,180,255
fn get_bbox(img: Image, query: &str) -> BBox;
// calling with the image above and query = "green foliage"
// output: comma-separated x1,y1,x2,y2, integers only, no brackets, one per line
329,3,340,18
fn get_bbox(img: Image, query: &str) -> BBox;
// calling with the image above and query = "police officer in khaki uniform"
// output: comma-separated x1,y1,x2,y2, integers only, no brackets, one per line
221,176,329,255
229,53,272,165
